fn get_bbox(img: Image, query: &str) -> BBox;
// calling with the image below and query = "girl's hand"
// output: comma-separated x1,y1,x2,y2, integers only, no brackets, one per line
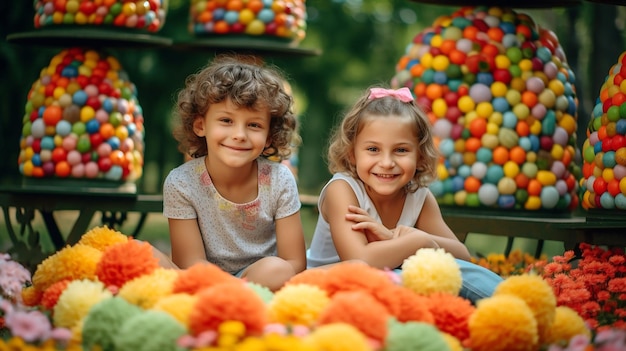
346,205,397,242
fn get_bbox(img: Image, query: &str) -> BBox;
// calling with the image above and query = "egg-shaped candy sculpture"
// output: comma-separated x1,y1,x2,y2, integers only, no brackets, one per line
33,0,168,33
18,48,144,183
189,0,307,45
580,51,626,211
391,6,581,212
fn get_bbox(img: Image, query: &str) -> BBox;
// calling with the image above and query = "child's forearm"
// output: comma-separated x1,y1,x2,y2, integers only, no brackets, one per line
353,233,439,269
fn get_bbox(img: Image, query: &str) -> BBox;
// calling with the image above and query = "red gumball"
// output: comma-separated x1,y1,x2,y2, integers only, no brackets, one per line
76,75,90,88
593,178,608,194
51,147,67,163
98,157,113,172
231,23,245,33
531,57,544,71
540,136,554,151
81,152,92,164
86,96,101,110
493,69,512,84
602,138,614,153
612,135,626,150
79,1,97,15
603,98,613,113
32,139,41,153
608,179,621,197
90,133,104,148
444,91,459,107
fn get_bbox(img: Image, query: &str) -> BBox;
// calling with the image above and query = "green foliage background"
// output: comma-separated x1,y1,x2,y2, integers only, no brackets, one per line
1,0,625,197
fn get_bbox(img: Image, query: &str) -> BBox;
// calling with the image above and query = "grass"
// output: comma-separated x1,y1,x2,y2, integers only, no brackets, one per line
0,205,564,263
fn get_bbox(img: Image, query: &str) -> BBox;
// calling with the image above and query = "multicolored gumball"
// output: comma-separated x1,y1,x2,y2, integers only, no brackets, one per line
18,48,144,182
391,6,580,211
580,52,626,211
189,0,307,44
33,0,168,33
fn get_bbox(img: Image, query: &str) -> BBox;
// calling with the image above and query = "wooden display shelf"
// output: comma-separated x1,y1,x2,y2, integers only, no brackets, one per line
6,28,173,49
408,0,581,7
172,35,322,57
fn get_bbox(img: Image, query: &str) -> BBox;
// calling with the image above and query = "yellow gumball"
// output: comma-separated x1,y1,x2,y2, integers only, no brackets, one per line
432,55,450,71
525,196,542,210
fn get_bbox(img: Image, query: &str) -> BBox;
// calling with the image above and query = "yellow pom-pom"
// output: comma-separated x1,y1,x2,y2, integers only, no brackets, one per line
268,283,330,326
401,248,462,296
32,244,103,292
53,279,113,329
441,332,464,351
469,294,539,351
543,306,591,345
493,274,556,343
78,225,128,251
152,293,197,328
118,268,179,309
304,323,371,351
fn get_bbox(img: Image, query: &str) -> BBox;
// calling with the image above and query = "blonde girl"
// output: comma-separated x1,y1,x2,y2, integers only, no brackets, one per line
307,86,502,303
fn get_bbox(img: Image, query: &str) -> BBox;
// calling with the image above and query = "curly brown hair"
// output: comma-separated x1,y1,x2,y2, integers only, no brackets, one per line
172,54,299,160
326,86,439,192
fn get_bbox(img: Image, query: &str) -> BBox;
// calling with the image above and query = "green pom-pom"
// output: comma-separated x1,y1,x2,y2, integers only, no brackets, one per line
115,310,187,351
82,297,143,351
386,319,451,351
247,281,274,304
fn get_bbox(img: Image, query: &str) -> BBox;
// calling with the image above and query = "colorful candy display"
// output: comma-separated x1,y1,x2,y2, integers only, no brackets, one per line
18,48,144,182
580,52,626,211
33,0,168,32
392,6,580,211
189,0,307,43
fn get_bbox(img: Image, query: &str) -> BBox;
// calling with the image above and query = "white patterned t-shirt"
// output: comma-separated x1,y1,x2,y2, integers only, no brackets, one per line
163,156,301,274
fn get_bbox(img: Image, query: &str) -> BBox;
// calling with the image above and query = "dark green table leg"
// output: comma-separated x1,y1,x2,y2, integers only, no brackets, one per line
65,209,96,245
40,211,65,250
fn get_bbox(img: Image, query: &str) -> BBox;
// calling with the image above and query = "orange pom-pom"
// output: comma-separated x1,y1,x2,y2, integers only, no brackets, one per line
380,284,434,324
95,239,159,289
188,282,267,336
318,290,390,343
40,279,72,311
324,262,393,297
427,292,475,344
172,262,238,295
21,285,43,307
285,268,329,290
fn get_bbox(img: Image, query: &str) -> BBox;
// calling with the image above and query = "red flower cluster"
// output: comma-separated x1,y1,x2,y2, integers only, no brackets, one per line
531,243,626,333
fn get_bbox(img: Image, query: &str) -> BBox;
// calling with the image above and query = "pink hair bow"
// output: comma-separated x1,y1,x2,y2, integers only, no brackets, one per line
368,87,414,102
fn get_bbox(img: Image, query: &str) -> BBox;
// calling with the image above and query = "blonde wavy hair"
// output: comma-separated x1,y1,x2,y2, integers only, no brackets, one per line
326,86,438,192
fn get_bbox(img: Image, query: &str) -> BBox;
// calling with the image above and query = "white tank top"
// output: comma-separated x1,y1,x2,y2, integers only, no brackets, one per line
306,172,429,268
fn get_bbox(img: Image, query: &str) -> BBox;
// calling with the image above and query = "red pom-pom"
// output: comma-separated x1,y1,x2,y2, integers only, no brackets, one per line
172,262,238,295
188,282,267,336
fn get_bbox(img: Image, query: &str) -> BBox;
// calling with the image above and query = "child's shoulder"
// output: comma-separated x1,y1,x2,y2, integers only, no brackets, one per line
165,157,205,182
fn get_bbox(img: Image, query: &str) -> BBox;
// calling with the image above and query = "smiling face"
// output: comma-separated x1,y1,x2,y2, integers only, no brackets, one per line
351,114,419,199
194,98,271,170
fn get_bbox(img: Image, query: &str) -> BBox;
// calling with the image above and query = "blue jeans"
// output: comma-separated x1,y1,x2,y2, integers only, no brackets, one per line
395,259,503,305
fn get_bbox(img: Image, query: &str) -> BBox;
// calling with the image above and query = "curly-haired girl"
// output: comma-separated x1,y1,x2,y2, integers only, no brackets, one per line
162,54,306,291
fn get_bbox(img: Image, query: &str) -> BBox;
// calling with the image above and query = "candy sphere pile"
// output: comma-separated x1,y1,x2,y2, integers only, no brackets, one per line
18,48,144,182
392,6,580,211
189,0,307,43
34,0,168,32
580,52,626,211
